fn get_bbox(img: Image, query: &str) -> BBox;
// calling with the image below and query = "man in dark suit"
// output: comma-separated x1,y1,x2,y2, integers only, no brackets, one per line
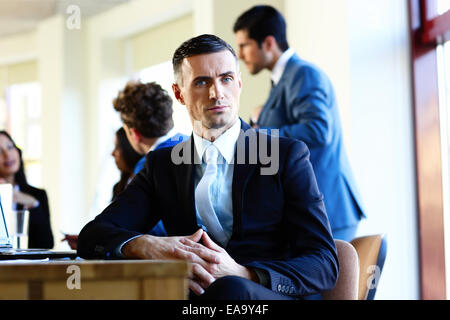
234,5,365,241
77,34,338,300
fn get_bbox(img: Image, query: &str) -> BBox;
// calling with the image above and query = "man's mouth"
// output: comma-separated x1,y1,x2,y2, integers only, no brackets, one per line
207,105,228,112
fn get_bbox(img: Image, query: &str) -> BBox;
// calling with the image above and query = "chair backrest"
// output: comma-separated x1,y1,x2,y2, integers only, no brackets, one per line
350,234,387,300
322,239,360,300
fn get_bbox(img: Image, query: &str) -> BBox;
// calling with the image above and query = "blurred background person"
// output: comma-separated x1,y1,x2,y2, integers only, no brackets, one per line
111,127,142,200
0,130,54,249
233,5,365,241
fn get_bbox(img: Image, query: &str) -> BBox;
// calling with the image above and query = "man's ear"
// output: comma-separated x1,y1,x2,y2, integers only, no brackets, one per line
172,83,185,105
238,71,243,89
129,128,142,143
263,35,277,52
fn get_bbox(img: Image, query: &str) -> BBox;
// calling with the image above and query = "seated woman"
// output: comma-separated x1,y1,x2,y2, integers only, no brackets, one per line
0,130,54,249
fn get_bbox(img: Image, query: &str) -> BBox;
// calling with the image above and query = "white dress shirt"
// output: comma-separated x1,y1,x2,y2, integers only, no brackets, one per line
192,118,241,246
271,48,295,86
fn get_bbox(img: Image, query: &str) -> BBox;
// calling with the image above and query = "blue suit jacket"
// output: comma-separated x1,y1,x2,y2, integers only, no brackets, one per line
134,133,189,175
77,121,338,298
258,53,365,231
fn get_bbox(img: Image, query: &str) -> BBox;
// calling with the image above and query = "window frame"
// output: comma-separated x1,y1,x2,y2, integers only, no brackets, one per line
409,0,450,299
421,0,450,44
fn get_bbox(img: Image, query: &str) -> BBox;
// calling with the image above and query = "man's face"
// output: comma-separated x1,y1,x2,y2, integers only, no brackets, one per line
235,29,269,75
173,50,242,138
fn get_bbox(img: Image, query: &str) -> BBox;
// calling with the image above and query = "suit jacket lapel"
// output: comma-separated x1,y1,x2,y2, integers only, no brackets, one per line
173,137,199,232
263,54,299,110
231,120,257,240
174,123,258,240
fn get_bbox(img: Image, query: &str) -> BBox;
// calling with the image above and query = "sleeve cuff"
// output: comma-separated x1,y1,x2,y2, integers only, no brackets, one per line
114,235,143,258
253,268,270,288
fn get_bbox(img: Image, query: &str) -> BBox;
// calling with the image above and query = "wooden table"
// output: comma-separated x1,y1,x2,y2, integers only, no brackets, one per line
0,259,191,300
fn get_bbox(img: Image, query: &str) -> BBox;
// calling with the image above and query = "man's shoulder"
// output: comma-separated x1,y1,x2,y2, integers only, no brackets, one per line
285,54,328,83
241,129,309,163
150,137,192,159
157,133,190,150
255,128,307,147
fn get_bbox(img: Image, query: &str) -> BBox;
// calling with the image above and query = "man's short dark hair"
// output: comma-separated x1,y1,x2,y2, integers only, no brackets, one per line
233,5,289,52
113,81,173,138
172,34,238,84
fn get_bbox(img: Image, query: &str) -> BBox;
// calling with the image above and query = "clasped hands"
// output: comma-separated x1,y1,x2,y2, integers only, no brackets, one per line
122,229,257,295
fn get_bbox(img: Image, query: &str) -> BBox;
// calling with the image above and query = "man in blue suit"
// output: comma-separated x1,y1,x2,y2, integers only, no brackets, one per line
112,80,189,236
234,5,365,241
77,34,338,300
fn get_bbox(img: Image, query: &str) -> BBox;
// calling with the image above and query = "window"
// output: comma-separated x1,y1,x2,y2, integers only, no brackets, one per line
437,23,450,302
438,0,450,14
410,0,450,299
4,82,43,187
138,60,192,136
87,78,126,221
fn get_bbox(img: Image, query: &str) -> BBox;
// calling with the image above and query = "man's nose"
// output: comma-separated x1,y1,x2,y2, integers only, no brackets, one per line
209,83,224,100
238,48,244,60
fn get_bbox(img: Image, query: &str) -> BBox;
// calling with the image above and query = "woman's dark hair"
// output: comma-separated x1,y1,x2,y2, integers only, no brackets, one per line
116,127,141,171
112,127,141,199
0,130,28,188
233,5,289,51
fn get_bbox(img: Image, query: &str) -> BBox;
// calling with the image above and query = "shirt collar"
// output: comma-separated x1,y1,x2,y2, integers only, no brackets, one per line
271,48,295,86
193,118,241,164
147,127,177,152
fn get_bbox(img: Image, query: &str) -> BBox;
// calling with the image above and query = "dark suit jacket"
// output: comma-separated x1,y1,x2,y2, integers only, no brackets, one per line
77,121,338,298
19,184,54,249
258,53,365,231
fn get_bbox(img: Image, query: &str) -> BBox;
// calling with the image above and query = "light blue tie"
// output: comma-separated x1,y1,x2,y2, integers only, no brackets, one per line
195,145,227,246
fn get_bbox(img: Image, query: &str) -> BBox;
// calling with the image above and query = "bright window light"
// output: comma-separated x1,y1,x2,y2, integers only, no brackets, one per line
438,0,450,14
139,61,192,136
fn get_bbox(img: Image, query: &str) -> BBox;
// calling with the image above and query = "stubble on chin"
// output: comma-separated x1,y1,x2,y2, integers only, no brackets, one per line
193,115,237,142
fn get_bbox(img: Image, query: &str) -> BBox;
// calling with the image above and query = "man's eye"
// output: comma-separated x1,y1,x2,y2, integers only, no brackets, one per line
223,76,233,83
195,80,207,86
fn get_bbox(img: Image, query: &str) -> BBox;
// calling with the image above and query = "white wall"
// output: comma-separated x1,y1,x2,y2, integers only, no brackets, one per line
285,0,352,137
37,16,67,244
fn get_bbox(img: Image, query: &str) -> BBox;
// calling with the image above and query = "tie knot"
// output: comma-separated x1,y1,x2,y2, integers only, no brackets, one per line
204,145,218,164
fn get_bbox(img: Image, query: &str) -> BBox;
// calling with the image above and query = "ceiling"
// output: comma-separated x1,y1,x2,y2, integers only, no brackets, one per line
0,0,130,37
